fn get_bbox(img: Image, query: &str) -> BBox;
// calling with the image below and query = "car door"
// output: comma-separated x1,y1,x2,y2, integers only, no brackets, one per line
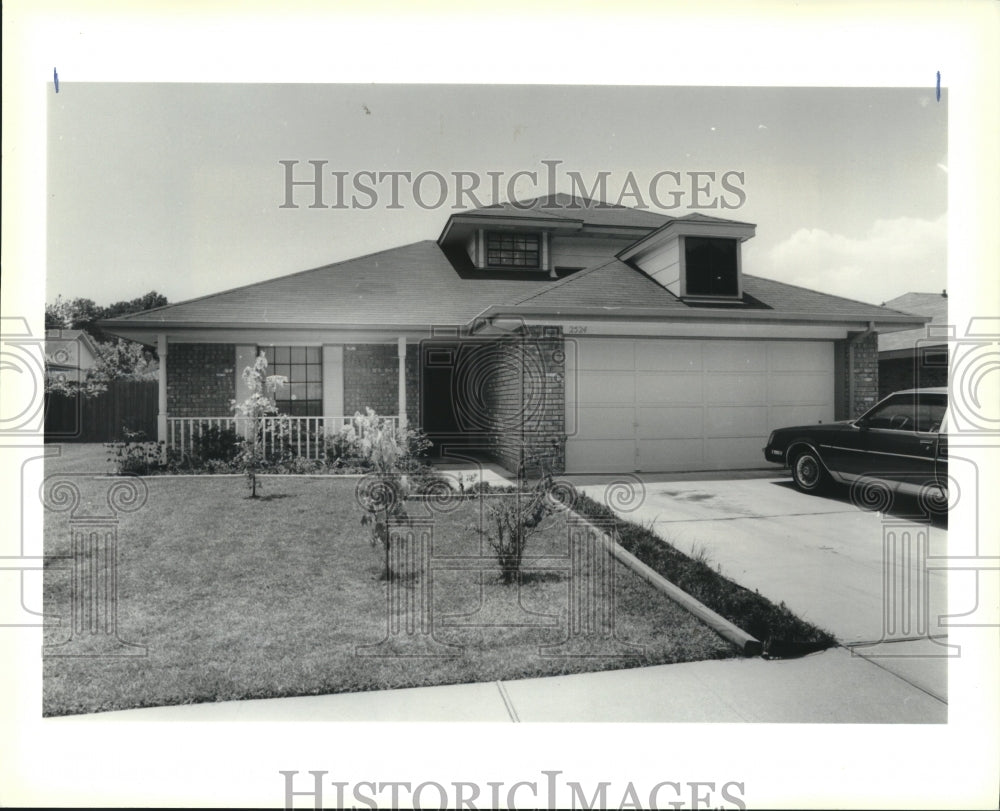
934,409,949,490
840,392,943,487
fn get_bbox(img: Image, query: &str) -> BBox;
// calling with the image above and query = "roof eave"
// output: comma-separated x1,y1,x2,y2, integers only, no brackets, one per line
477,305,929,331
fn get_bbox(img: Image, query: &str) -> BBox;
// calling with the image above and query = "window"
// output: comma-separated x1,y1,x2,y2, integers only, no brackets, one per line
684,237,739,297
486,232,540,268
863,393,946,433
260,346,322,416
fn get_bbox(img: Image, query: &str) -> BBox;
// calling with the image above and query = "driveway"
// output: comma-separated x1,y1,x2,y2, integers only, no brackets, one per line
571,473,949,702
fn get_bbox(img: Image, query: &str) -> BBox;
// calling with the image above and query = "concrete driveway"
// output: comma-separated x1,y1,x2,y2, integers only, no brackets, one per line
572,472,950,702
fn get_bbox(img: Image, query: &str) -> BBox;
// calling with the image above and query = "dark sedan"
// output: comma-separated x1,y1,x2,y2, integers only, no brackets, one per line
763,387,948,501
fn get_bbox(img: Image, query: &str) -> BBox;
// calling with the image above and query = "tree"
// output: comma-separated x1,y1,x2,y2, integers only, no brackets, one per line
231,353,287,498
45,292,168,398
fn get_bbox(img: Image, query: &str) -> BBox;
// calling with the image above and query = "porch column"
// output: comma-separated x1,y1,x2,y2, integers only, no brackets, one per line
234,345,258,439
322,345,344,433
397,336,407,431
157,333,167,459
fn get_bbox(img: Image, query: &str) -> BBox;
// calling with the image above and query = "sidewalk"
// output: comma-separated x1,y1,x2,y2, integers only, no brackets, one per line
53,645,944,724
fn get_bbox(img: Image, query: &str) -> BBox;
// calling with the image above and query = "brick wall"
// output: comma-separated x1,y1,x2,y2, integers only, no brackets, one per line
835,332,879,419
166,343,236,417
483,327,566,476
879,355,948,398
406,345,420,426
344,344,398,416
483,340,523,474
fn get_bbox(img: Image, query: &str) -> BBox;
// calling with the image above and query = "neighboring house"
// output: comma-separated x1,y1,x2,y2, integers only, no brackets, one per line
878,292,949,398
100,194,926,475
44,328,100,385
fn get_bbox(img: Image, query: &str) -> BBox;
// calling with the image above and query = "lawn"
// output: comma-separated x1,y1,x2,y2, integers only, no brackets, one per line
43,468,738,716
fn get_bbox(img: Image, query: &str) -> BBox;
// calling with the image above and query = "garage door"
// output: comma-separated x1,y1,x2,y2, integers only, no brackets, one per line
564,338,834,473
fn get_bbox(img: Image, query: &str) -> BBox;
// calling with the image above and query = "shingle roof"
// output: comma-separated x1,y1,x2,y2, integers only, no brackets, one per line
455,192,675,229
107,241,555,328
504,258,914,321
105,201,926,333
878,292,949,352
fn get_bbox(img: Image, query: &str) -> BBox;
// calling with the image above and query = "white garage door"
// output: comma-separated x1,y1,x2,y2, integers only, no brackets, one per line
564,338,835,473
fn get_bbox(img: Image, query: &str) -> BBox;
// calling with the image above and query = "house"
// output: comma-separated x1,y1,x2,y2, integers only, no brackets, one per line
100,194,927,475
44,329,101,386
878,291,949,398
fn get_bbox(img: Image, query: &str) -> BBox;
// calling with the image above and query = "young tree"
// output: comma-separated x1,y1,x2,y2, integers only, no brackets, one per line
231,353,287,498
473,475,556,585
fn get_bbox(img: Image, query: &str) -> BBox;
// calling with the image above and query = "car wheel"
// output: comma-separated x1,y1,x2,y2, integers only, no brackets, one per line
791,449,827,493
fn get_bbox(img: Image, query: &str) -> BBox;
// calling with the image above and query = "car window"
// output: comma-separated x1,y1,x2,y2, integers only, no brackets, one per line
863,393,947,432
915,395,947,433
865,397,918,431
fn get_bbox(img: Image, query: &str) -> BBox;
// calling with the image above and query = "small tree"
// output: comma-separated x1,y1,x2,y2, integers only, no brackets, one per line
473,474,556,585
231,353,287,498
347,409,427,580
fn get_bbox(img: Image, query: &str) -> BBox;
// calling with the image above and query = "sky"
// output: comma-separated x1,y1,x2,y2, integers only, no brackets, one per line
47,84,948,309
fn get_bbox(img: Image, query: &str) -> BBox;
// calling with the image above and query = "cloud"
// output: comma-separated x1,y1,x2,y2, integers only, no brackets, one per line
750,214,947,305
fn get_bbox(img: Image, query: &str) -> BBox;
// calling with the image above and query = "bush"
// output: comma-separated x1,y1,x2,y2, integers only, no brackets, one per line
472,477,556,585
191,425,242,464
329,408,432,473
106,428,164,476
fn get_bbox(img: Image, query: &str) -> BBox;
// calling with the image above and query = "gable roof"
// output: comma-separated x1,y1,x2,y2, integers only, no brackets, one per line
878,292,949,353
45,329,101,367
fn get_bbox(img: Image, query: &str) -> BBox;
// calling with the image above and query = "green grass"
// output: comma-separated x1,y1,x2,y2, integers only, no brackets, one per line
43,472,737,716
571,494,838,652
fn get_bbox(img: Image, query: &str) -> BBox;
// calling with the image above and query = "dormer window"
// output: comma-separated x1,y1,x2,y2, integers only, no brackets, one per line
616,217,754,302
684,237,739,298
486,232,540,268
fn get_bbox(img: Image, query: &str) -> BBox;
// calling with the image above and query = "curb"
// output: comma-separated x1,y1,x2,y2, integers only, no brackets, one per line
570,512,764,657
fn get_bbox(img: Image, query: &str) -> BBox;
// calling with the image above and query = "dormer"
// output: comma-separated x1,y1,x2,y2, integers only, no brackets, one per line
439,213,580,274
617,215,756,303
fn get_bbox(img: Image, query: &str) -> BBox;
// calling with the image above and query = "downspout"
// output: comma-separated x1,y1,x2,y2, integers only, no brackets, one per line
847,321,876,418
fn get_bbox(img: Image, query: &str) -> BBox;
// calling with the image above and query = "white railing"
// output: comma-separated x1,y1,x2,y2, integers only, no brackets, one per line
166,415,400,461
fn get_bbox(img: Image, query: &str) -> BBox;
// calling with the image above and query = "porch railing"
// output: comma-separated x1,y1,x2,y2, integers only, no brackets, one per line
166,415,400,461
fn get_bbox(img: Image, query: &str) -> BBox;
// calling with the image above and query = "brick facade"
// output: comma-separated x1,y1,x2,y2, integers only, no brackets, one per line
482,327,566,476
834,332,879,419
406,345,420,426
167,343,236,417
343,343,419,424
879,354,948,398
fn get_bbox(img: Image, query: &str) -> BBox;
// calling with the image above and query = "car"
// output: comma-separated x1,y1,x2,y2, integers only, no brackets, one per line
763,387,948,505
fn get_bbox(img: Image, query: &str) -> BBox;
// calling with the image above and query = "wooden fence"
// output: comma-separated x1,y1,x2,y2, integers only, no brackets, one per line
44,379,158,442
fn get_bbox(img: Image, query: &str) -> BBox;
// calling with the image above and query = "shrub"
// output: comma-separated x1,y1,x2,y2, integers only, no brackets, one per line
191,425,242,464
106,428,163,476
332,408,432,473
472,475,557,585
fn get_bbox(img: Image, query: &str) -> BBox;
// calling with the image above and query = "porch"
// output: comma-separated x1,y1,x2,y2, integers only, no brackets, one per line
152,328,566,473
166,414,402,461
